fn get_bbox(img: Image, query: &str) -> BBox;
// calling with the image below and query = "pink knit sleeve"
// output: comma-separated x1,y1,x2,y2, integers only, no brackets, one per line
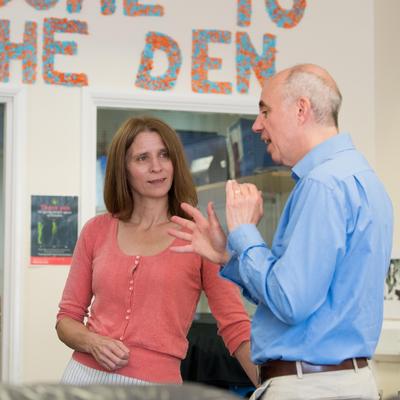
201,258,251,355
56,219,95,323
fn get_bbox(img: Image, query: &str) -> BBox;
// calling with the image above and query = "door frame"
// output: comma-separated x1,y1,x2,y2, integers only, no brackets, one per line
0,85,26,383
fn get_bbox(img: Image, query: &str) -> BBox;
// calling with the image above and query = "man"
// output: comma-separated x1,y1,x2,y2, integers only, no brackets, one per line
169,64,393,400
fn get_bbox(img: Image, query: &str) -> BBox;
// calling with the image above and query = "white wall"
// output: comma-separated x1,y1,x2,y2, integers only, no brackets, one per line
375,0,400,252
0,0,397,391
373,0,400,398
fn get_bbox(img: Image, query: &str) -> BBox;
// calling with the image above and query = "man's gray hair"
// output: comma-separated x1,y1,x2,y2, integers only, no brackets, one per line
282,67,342,127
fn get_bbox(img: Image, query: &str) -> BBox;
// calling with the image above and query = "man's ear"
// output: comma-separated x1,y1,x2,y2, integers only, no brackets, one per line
296,96,311,124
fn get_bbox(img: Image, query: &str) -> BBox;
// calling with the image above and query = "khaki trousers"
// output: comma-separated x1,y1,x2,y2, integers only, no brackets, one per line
251,363,379,400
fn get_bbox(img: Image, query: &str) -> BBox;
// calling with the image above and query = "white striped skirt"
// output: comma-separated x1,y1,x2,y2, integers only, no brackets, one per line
61,358,152,385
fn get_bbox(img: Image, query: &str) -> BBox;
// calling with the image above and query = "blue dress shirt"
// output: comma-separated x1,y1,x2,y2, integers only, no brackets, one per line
221,133,393,365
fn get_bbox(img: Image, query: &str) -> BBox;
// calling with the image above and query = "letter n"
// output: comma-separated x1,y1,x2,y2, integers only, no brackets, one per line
236,32,275,94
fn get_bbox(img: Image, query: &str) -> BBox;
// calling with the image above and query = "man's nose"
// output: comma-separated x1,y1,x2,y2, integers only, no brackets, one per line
252,114,262,134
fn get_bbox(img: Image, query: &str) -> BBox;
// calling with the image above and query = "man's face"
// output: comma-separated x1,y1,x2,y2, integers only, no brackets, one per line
252,75,298,167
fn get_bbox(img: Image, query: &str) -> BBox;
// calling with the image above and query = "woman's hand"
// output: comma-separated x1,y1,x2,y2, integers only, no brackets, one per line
169,202,229,265
56,317,129,371
86,332,130,371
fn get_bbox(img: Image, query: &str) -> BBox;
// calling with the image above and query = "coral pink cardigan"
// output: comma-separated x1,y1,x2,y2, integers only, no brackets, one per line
57,213,250,383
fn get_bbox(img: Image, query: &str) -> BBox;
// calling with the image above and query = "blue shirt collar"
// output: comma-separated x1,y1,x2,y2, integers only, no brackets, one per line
291,133,354,181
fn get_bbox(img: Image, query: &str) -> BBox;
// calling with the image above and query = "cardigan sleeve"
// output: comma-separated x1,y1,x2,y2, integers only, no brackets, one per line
201,257,251,355
56,219,95,323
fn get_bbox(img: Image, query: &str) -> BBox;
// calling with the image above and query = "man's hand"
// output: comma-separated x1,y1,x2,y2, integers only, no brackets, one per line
226,180,264,232
169,202,229,265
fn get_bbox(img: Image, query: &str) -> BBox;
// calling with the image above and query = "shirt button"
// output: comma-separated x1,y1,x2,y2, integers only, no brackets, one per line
129,280,133,284
119,336,123,340
129,286,133,291
125,315,130,320
127,309,131,314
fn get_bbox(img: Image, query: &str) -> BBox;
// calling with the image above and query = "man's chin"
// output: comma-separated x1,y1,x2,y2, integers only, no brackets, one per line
268,150,279,164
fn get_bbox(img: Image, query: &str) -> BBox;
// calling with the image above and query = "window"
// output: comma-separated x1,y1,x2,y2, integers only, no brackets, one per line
96,108,293,243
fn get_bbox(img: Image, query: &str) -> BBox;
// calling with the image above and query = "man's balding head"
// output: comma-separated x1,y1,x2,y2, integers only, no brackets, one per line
271,63,342,128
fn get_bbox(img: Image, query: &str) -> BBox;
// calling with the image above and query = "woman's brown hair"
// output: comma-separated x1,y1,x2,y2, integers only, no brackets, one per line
104,116,198,221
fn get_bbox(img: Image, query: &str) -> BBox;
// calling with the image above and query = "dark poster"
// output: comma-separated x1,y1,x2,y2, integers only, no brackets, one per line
31,195,78,265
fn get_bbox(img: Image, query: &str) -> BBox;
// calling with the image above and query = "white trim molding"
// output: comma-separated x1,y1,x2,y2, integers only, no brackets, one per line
80,88,258,227
0,84,26,383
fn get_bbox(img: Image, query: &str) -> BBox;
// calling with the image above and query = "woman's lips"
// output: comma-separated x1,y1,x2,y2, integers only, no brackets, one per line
148,178,167,184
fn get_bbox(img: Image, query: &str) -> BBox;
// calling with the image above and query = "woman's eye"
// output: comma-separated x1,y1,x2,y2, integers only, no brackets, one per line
160,151,170,158
136,155,147,162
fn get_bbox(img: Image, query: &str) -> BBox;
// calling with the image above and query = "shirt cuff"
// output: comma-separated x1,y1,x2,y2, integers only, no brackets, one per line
228,224,265,254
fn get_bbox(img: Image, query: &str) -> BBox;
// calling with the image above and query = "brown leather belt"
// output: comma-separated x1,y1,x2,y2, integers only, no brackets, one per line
258,358,368,384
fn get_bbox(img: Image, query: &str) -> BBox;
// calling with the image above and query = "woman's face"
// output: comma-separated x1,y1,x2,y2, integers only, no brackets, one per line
125,130,174,199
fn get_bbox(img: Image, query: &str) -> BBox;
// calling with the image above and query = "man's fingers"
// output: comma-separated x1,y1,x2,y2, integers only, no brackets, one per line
226,180,237,202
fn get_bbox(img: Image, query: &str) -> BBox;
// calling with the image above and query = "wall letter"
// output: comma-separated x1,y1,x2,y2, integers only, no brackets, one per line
124,0,163,16
192,30,232,94
236,32,275,93
135,31,181,91
265,0,306,28
25,0,59,10
237,0,251,27
67,0,116,15
67,0,82,13
42,18,88,86
0,20,37,83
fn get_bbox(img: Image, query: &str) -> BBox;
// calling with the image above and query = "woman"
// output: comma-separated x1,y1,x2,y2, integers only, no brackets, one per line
56,116,256,385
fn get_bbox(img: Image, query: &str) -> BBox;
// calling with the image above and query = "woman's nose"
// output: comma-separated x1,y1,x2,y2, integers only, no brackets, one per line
150,157,162,172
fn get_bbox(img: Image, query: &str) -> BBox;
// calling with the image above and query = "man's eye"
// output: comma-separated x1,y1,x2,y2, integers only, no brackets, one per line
136,155,148,161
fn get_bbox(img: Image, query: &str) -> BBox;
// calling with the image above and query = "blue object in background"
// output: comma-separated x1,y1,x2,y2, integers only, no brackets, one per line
235,118,277,177
177,130,228,186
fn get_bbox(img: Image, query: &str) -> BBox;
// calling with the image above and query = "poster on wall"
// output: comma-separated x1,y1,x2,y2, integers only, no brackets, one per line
30,195,78,265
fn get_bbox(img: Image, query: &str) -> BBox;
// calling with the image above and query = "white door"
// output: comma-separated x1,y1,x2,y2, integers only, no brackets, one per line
0,86,26,383
0,102,4,376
